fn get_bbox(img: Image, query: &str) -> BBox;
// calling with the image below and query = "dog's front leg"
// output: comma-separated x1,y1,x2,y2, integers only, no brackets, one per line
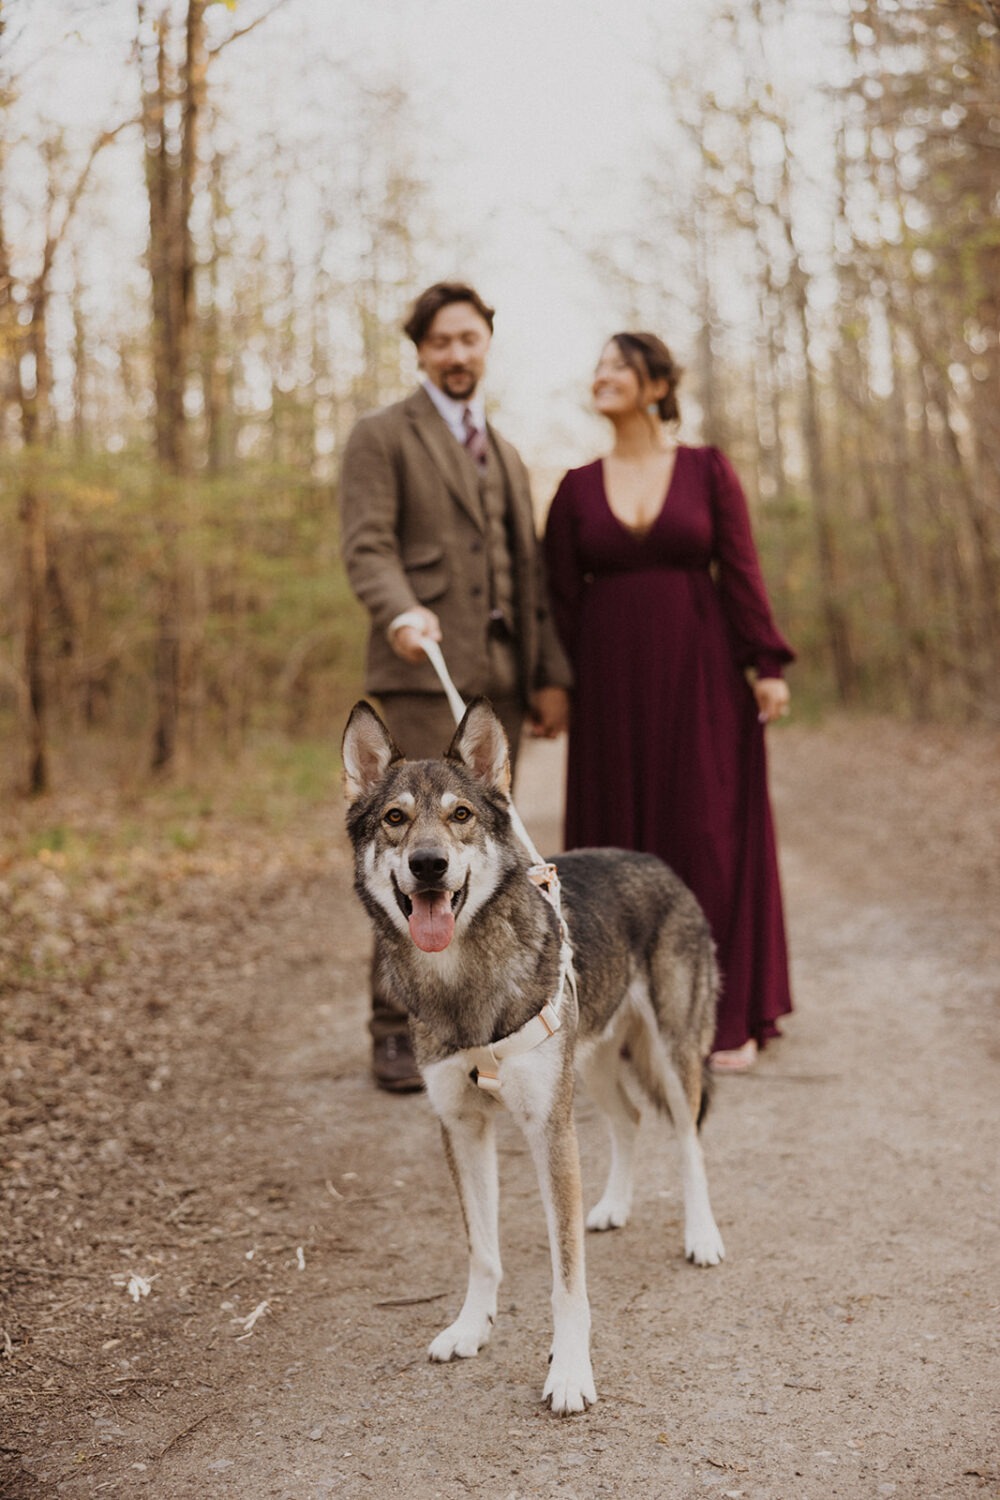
428,1109,501,1363
523,1110,596,1415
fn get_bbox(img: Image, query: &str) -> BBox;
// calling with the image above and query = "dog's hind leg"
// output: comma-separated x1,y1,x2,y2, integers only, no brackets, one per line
657,1057,725,1267
427,1110,502,1362
521,1108,597,1414
638,924,725,1266
576,1039,641,1231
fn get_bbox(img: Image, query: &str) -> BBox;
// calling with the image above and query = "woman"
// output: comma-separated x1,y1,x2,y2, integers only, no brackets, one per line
543,332,794,1071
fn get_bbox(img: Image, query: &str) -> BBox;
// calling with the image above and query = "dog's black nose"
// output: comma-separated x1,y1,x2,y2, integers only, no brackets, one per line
409,848,448,884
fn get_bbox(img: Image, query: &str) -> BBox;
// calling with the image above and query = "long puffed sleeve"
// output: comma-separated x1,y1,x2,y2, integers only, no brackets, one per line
708,447,795,676
542,472,585,662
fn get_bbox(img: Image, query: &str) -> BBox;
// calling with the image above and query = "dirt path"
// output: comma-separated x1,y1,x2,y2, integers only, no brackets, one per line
2,720,998,1499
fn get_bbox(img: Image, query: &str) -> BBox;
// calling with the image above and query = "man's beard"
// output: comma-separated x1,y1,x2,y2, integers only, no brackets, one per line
441,369,477,399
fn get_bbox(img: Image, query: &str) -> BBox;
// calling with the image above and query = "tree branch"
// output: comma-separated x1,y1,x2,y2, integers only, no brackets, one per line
40,115,140,284
206,0,292,56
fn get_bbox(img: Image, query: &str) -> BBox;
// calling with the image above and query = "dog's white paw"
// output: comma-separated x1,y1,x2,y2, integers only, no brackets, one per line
428,1315,492,1363
585,1197,631,1232
685,1219,725,1267
543,1358,597,1416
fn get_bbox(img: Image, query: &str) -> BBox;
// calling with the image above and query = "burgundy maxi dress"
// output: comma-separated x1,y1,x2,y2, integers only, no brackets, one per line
543,446,794,1052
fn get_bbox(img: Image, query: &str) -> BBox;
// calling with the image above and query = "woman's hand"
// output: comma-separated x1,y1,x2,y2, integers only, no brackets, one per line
753,676,790,723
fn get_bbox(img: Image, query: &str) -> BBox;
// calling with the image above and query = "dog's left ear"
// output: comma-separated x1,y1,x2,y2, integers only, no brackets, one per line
447,698,511,795
342,701,403,804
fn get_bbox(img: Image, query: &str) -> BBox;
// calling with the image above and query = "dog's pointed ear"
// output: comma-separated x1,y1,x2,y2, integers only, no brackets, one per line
342,701,403,804
447,697,511,795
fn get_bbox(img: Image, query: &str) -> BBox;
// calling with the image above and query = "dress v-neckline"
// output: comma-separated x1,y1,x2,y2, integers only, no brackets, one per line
599,447,683,541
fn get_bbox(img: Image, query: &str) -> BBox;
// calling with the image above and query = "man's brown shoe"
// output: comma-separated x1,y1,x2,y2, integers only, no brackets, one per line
372,1032,423,1093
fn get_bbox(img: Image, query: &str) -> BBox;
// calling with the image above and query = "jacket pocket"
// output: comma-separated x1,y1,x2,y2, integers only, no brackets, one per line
403,543,448,603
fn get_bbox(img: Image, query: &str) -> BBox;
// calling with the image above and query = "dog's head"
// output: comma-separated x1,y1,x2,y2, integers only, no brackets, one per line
341,698,514,953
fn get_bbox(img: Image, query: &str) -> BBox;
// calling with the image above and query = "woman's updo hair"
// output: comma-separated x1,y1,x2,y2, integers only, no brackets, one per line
611,332,682,423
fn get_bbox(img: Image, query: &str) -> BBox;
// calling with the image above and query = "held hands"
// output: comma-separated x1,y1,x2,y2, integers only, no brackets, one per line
753,677,790,724
390,606,442,663
529,686,570,739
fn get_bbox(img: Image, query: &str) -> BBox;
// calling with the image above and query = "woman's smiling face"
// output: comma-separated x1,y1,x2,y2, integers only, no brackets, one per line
592,339,665,418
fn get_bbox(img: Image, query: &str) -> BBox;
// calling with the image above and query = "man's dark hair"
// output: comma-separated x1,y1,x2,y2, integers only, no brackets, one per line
404,282,496,346
611,332,683,423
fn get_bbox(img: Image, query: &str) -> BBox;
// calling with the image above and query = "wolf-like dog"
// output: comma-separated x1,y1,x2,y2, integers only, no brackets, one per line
341,697,724,1415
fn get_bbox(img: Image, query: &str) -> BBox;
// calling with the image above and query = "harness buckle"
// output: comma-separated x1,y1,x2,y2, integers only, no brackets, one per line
528,861,560,893
538,1003,560,1037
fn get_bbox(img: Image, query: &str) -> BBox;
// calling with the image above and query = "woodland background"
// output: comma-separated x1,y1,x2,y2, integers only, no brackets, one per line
1,0,999,801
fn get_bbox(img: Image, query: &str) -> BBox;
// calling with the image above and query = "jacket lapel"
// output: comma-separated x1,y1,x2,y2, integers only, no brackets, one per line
407,387,483,530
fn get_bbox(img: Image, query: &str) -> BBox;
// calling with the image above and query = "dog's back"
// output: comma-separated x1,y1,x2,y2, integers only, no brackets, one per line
554,847,717,1050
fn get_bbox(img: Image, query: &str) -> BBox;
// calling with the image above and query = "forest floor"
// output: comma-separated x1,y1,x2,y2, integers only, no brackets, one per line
1,714,999,1500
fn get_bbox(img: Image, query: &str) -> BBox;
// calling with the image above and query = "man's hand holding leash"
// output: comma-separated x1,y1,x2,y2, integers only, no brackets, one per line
390,610,570,739
388,605,442,664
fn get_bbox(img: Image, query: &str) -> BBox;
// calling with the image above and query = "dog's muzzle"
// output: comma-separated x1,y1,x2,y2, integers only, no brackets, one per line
392,872,469,953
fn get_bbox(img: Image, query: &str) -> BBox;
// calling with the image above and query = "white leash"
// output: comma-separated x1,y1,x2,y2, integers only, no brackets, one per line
419,638,542,863
396,616,578,1092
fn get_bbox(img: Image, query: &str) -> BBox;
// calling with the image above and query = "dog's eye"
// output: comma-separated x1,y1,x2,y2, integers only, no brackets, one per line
451,805,473,823
383,807,407,826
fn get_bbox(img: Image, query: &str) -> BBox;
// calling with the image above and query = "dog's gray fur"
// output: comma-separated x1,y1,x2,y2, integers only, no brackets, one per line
342,697,725,1414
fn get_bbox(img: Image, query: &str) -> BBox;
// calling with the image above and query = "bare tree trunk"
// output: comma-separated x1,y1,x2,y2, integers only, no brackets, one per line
830,99,927,716
151,556,180,771
776,149,857,702
17,321,51,791
201,149,228,475
884,362,930,712
139,0,207,773
788,280,856,699
1,61,124,790
9,185,54,792
850,396,922,716
692,201,724,447
19,485,49,794
71,249,88,453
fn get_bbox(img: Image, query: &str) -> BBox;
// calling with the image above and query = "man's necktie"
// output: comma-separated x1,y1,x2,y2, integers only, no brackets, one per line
462,407,489,471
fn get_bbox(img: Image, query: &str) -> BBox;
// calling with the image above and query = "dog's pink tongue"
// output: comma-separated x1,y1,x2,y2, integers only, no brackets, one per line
409,890,455,952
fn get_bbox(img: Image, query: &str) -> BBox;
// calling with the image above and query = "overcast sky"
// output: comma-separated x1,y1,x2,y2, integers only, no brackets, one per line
18,0,839,473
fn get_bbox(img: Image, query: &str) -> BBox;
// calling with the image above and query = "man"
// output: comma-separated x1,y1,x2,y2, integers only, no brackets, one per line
340,281,571,1092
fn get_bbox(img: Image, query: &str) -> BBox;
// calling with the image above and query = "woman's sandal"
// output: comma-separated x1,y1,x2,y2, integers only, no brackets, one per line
709,1038,758,1073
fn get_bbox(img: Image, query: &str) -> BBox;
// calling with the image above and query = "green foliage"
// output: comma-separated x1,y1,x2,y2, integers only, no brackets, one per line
0,446,368,794
28,825,70,856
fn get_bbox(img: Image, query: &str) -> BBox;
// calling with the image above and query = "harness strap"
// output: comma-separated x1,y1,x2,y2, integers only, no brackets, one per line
466,1002,562,1094
528,862,579,1017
